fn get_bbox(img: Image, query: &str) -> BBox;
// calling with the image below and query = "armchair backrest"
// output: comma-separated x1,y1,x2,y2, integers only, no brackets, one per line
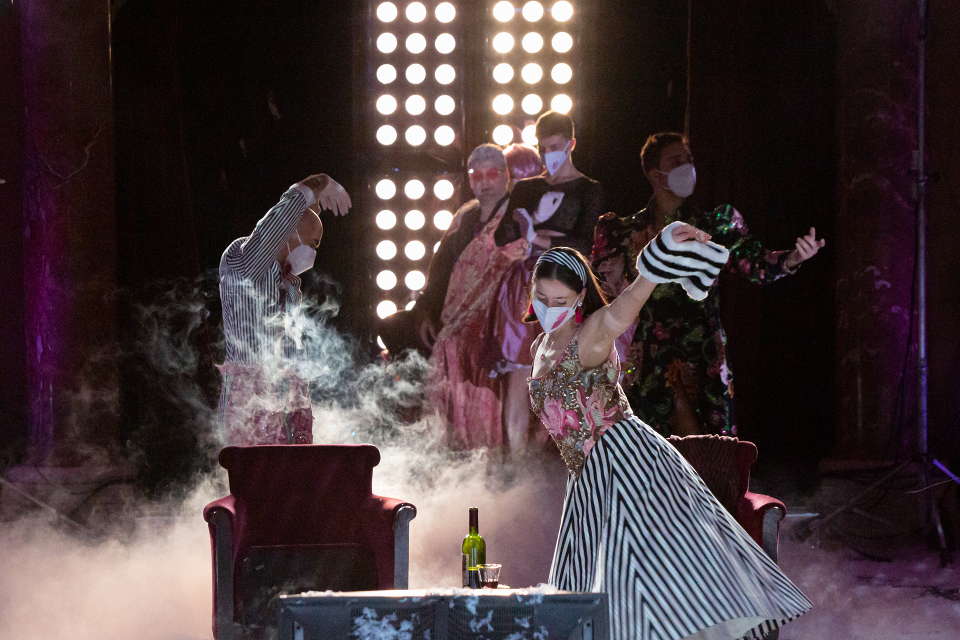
666,435,756,517
220,444,381,549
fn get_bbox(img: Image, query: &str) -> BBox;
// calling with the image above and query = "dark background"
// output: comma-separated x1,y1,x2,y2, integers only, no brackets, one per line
2,0,957,491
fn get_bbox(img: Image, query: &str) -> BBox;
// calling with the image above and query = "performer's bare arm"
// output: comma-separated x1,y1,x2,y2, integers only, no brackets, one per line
578,223,711,368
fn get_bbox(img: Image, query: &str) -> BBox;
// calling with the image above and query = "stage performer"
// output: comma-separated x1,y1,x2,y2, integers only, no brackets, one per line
494,110,604,258
526,239,811,640
217,173,351,445
491,143,548,451
592,132,825,436
428,144,528,448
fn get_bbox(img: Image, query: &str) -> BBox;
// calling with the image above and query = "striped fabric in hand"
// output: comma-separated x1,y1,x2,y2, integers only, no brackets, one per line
635,221,730,301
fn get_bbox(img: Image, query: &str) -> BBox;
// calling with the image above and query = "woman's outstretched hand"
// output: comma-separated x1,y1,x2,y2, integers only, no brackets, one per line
671,222,711,244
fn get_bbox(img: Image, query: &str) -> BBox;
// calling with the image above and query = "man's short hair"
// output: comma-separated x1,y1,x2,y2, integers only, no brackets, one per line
467,143,506,169
640,132,689,173
535,110,575,141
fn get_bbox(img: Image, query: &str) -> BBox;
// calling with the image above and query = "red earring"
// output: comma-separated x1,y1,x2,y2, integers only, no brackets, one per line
526,303,535,317
575,305,584,324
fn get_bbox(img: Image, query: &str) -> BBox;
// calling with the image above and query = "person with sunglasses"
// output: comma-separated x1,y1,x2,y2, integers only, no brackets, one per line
423,144,529,448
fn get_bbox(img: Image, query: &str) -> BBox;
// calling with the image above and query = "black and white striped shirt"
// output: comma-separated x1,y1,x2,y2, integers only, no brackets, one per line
219,184,315,363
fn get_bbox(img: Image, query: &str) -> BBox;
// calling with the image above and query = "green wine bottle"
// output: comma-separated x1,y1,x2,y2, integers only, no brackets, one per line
461,507,486,588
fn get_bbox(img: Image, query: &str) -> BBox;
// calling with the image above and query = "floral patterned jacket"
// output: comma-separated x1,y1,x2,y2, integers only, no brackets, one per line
591,201,797,435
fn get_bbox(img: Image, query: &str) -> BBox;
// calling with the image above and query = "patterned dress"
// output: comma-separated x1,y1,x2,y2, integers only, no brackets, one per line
591,202,796,436
529,333,811,639
429,201,523,448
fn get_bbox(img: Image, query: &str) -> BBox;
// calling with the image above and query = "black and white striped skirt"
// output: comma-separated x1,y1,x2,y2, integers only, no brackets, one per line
548,416,811,640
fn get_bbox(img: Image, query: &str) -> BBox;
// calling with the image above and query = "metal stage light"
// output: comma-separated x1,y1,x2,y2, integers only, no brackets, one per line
365,1,467,322
363,1,582,324
481,0,581,146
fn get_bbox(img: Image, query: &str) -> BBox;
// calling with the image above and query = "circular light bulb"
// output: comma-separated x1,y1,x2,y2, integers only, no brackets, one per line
376,33,398,54
377,64,397,84
405,94,426,115
434,125,456,146
376,2,398,22
376,270,397,290
405,240,427,260
551,31,573,53
435,2,456,23
521,62,543,84
405,33,427,54
550,93,572,113
376,300,398,318
492,32,515,54
521,93,543,115
376,125,398,145
375,209,397,230
375,179,397,199
404,179,426,199
521,32,544,53
492,93,514,115
435,64,456,85
551,62,573,84
376,94,397,115
405,1,427,23
405,125,427,146
405,270,426,290
492,124,515,145
434,209,454,230
435,94,456,115
435,33,456,54
522,1,544,22
376,240,397,260
492,63,515,84
406,63,426,84
404,210,425,230
551,1,574,22
492,1,515,22
434,179,455,200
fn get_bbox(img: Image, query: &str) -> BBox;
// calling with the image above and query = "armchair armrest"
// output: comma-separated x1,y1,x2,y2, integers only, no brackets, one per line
204,495,238,640
359,496,417,589
738,491,786,562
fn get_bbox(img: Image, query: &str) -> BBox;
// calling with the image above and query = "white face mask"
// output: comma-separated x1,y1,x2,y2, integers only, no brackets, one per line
532,298,578,333
286,231,316,276
543,143,570,176
659,163,697,198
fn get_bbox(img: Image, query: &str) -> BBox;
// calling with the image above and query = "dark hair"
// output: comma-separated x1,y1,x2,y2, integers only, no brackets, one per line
522,247,608,323
535,110,575,142
640,131,689,174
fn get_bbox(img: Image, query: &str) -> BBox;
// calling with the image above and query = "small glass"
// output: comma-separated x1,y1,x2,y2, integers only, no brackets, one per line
477,563,502,589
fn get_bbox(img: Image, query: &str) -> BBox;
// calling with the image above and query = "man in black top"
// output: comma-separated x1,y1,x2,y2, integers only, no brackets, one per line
495,111,604,257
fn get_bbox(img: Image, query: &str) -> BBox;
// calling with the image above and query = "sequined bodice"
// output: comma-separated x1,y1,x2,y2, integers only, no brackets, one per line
528,337,633,475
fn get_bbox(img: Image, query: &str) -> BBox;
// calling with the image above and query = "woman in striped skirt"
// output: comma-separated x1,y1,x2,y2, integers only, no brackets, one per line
526,226,811,639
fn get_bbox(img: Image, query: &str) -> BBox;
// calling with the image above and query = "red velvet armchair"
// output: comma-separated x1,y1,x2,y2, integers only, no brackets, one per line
666,435,785,562
202,444,417,640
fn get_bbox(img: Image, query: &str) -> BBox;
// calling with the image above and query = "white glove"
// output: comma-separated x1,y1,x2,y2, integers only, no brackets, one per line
635,221,730,301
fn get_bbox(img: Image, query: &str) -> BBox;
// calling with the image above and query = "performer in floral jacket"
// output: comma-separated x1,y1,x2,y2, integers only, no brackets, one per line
591,132,825,436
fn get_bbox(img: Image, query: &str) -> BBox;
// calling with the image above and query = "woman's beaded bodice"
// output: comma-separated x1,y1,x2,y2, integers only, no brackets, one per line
529,337,633,475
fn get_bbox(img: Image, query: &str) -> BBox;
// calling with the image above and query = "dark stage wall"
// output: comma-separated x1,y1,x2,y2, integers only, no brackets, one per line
1,1,957,481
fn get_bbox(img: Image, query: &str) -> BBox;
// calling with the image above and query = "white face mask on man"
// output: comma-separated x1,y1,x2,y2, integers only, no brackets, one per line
532,298,579,333
658,163,697,198
286,231,317,276
543,142,570,176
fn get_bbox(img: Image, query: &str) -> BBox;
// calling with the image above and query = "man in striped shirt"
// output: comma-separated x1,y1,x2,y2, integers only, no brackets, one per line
217,173,351,445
